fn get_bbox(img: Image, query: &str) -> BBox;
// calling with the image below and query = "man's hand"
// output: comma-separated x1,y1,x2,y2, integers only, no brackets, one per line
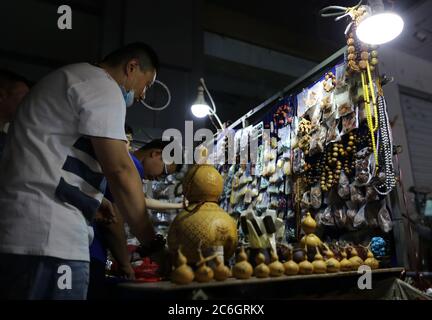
94,198,117,225
117,263,136,280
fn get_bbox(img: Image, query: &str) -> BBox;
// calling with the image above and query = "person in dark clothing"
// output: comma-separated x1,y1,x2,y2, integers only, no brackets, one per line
87,132,183,299
0,69,30,158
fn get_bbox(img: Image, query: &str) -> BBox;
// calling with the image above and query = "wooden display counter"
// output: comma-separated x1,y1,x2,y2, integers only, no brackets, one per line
111,267,405,300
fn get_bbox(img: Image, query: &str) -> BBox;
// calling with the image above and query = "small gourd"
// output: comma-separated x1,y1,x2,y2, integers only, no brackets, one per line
232,247,253,279
171,247,194,285
284,247,299,275
213,256,231,281
340,249,353,272
268,250,284,277
323,244,340,273
254,252,270,278
299,255,314,275
194,249,214,282
364,249,379,270
300,233,322,248
312,248,327,274
348,246,364,270
302,212,317,234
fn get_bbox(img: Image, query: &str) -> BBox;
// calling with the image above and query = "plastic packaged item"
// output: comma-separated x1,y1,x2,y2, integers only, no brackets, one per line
341,107,359,135
346,207,357,227
309,126,327,156
358,101,367,123
266,158,277,177
268,184,280,194
334,206,347,228
353,204,367,228
300,191,311,210
297,90,308,117
337,171,350,199
315,210,323,227
308,104,322,127
335,85,354,118
378,201,393,233
255,145,264,177
285,209,295,220
325,117,341,145
256,192,270,212
284,179,292,195
244,186,253,204
293,148,305,174
270,195,280,209
238,185,248,197
270,159,285,184
321,206,335,226
283,160,292,176
311,183,322,209
355,155,372,186
350,183,365,204
366,186,379,202
321,92,335,120
234,129,243,158
335,63,347,88
278,126,291,154
305,87,321,111
259,177,269,190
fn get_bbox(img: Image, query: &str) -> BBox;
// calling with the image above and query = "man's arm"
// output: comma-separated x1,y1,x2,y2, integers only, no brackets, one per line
91,137,155,246
99,206,135,280
145,198,184,211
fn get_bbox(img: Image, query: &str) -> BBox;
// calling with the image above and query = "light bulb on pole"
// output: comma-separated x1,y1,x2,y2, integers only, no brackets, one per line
191,86,211,118
190,78,224,130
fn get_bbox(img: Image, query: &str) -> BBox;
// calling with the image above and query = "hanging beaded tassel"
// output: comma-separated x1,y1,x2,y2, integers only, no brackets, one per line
374,94,396,195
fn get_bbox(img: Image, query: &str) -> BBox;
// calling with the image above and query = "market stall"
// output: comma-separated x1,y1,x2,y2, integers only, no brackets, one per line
109,4,431,300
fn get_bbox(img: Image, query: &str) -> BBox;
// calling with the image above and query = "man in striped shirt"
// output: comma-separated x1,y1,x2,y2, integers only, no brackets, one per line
0,43,159,299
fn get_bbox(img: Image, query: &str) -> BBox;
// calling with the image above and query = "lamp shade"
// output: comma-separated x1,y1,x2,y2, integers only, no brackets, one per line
356,12,404,45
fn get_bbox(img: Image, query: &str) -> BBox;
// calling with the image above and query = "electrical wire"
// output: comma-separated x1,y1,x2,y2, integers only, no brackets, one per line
140,79,171,111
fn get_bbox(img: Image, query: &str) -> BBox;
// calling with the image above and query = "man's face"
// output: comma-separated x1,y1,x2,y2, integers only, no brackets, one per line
124,59,156,101
141,149,176,180
0,81,29,121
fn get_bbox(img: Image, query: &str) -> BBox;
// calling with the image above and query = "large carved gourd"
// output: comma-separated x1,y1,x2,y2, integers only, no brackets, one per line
168,164,238,264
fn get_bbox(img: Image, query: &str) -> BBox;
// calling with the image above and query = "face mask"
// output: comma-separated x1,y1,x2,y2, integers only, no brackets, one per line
120,85,135,108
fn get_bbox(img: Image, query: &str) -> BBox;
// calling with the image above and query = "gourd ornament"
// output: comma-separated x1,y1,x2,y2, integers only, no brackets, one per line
284,256,300,276
194,249,214,283
232,247,253,279
300,213,323,255
213,256,231,281
302,212,317,234
312,248,327,274
340,249,353,272
364,247,379,270
323,243,340,273
168,148,238,264
348,246,364,270
299,255,314,275
171,247,194,285
254,252,270,278
268,250,285,277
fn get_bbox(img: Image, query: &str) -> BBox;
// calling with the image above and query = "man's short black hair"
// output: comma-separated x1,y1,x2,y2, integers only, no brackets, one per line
0,69,32,88
139,139,183,172
140,139,171,152
102,42,160,72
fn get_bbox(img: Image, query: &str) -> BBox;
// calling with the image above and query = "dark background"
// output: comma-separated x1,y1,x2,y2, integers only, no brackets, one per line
0,0,429,142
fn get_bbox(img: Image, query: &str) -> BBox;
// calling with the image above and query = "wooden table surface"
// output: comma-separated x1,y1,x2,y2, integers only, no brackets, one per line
115,267,404,299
